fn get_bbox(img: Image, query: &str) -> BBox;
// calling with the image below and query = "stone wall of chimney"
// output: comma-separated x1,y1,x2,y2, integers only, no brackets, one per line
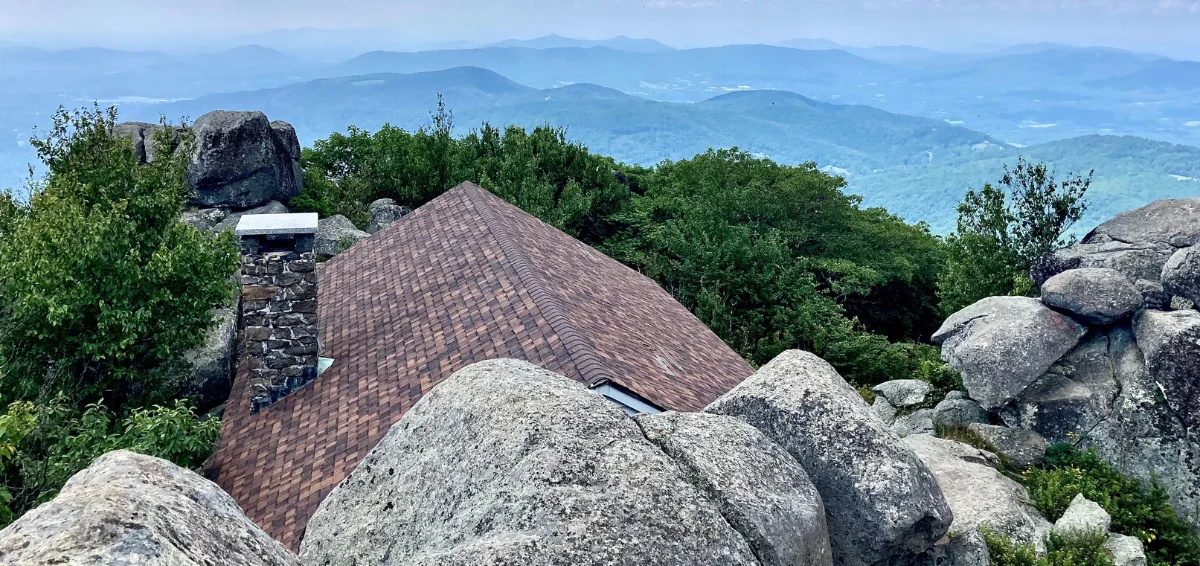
239,235,319,413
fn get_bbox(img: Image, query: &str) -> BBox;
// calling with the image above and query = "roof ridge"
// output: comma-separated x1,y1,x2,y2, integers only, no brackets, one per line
462,183,619,387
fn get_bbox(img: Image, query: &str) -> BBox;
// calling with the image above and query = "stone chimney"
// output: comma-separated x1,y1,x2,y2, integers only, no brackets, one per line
234,213,320,413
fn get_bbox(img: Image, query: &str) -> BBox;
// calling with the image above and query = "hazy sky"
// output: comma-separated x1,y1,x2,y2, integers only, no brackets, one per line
4,0,1200,54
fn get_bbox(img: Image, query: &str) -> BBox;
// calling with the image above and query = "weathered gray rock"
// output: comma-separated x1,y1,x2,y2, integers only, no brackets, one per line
636,411,833,566
944,390,971,401
1041,268,1143,325
316,215,370,259
1053,493,1111,536
1136,279,1172,310
0,450,298,566
188,111,302,208
967,424,1048,469
872,397,899,423
270,120,302,161
1077,324,1200,530
181,304,238,411
891,409,935,438
903,435,1052,551
1172,296,1196,311
707,350,953,566
934,296,1088,410
873,379,934,408
1104,533,1147,566
213,200,289,234
1084,197,1200,249
181,207,229,231
1162,246,1200,305
1134,309,1200,430
301,359,765,566
1000,332,1121,444
1031,241,1177,288
112,121,155,162
932,398,989,429
367,198,412,234
944,530,990,566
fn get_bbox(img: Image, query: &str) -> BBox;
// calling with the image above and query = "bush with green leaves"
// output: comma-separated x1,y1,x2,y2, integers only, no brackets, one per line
0,397,220,527
938,157,1091,314
983,528,1112,566
0,106,240,408
1025,444,1200,566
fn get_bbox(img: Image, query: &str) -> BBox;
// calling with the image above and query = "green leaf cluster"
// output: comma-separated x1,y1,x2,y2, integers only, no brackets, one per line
983,528,1112,566
937,157,1090,314
1025,444,1200,566
0,397,220,527
0,106,240,408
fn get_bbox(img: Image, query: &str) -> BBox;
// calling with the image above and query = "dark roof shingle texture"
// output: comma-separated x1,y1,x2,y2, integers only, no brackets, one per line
207,182,754,550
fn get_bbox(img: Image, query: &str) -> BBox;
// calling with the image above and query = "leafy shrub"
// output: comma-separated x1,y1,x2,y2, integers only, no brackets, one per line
0,106,239,408
0,397,220,527
938,158,1091,314
1026,444,1200,566
983,529,1112,566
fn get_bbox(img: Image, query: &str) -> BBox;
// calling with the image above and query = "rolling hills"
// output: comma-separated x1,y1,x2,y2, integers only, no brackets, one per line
107,66,1198,232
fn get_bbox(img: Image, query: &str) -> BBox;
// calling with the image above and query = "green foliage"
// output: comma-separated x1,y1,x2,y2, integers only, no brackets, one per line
0,106,240,408
0,397,220,527
1026,444,1200,566
608,148,947,385
983,529,1112,566
938,158,1091,314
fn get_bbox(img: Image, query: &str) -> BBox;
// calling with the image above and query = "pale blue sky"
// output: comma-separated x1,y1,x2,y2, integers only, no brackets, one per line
3,0,1199,54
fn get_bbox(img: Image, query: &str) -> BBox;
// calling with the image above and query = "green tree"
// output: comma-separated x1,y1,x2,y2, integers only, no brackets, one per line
938,157,1091,314
0,106,240,408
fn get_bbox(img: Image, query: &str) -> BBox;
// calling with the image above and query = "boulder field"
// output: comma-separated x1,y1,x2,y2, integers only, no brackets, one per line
934,197,1200,532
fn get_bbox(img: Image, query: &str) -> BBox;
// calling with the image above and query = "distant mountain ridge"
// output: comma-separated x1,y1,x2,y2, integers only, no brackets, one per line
106,65,1198,232
491,34,675,53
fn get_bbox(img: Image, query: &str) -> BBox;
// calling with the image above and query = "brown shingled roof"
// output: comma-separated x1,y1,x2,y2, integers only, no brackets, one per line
207,182,754,550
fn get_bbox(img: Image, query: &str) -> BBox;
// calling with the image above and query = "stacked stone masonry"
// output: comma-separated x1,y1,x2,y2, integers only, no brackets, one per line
240,234,319,413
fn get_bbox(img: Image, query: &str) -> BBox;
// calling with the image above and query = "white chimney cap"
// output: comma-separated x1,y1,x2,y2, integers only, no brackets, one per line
235,213,319,236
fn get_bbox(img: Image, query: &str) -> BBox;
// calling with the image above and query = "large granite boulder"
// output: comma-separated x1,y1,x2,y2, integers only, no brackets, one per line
188,111,302,208
1084,197,1200,249
707,350,952,566
1162,246,1200,305
873,379,934,408
966,424,1048,469
0,450,298,565
315,215,370,259
903,435,1052,550
367,198,412,234
931,398,988,429
1031,241,1176,288
933,296,1088,410
300,359,768,566
181,304,238,411
1041,268,1143,325
113,121,183,164
1134,310,1200,430
1032,198,1200,287
999,331,1122,443
636,411,833,566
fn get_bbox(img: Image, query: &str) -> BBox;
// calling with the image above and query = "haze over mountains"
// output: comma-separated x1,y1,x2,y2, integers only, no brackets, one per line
2,34,1198,230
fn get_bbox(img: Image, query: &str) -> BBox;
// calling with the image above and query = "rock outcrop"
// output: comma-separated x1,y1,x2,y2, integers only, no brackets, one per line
903,435,1051,550
935,198,1200,533
181,304,238,411
1040,268,1143,325
636,411,833,566
0,450,298,566
966,423,1047,469
115,110,304,211
301,359,807,566
315,215,370,259
932,296,1087,410
367,198,412,234
188,111,303,209
872,379,933,408
707,350,952,566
